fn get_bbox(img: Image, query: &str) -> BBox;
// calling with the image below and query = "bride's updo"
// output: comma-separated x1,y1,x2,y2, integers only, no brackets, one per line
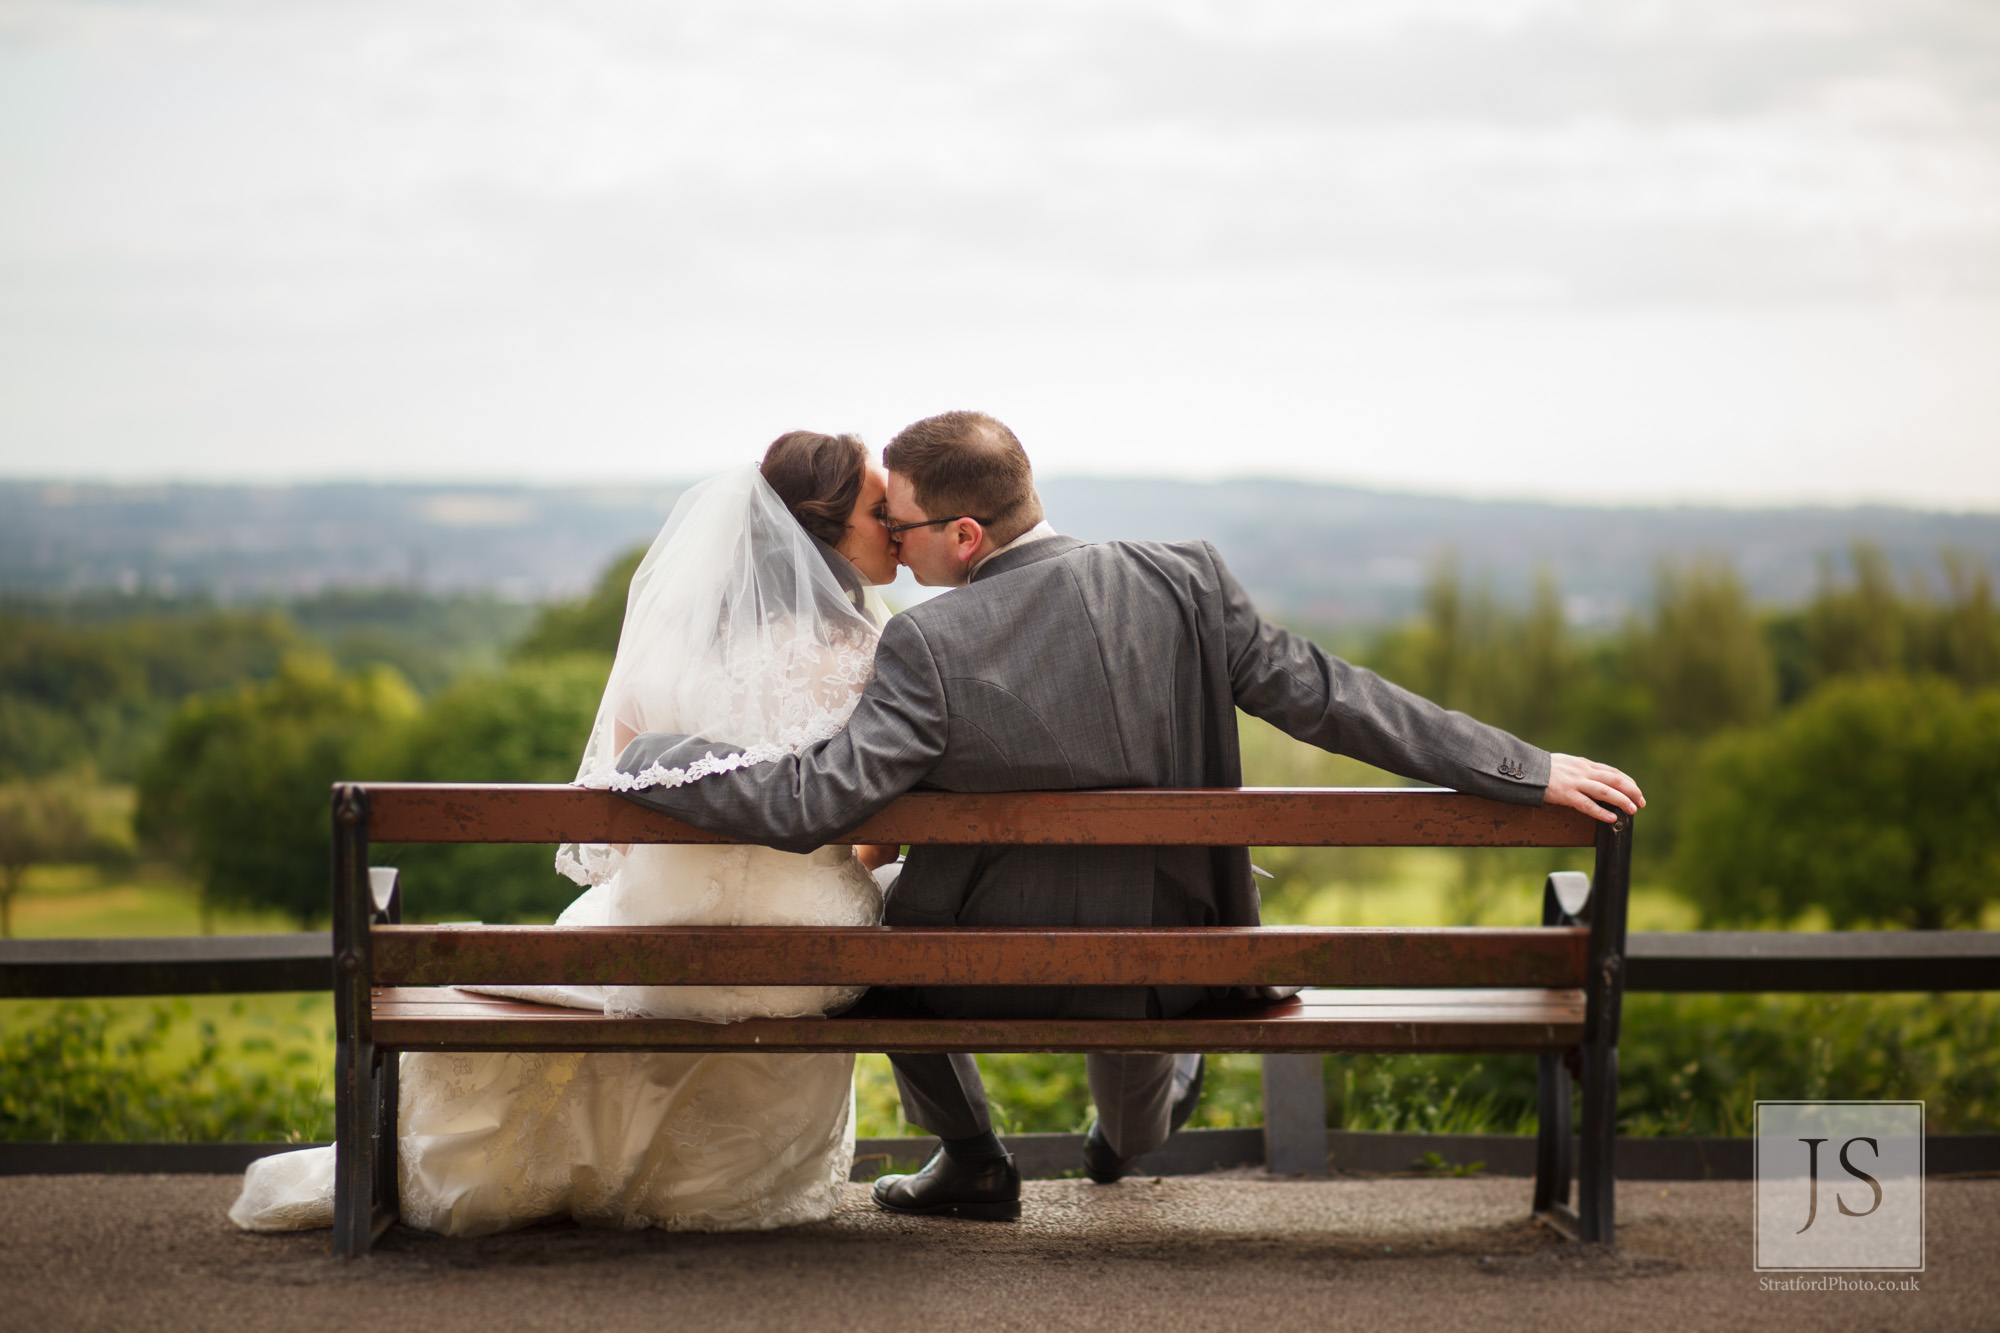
760,431,869,547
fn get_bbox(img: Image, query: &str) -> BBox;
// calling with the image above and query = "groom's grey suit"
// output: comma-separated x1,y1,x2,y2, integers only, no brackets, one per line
617,534,1551,1154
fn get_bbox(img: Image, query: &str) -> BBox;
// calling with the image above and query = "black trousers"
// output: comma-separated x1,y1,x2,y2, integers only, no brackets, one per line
888,1050,1203,1159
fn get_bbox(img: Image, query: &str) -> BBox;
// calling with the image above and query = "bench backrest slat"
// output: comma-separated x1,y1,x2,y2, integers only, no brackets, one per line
371,925,1589,989
361,784,1597,848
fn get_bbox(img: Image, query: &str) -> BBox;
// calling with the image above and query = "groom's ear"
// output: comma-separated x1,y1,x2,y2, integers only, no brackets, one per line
950,518,987,563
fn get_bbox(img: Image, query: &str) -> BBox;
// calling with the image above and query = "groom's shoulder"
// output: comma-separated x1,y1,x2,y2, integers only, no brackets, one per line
1095,536,1220,565
1006,537,1228,596
1078,536,1227,585
891,539,1224,627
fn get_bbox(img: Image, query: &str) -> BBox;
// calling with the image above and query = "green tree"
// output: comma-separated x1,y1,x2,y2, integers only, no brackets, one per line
136,656,418,930
1367,559,1590,922
1642,558,1775,738
1578,557,1775,876
1801,542,1906,687
1676,676,2000,930
289,589,538,694
1916,550,1999,689
372,655,610,922
511,547,646,662
1372,557,1579,750
1508,573,1575,748
0,771,133,937
0,606,301,781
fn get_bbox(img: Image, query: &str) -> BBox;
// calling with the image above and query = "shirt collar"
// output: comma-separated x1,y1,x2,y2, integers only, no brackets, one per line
968,520,1059,578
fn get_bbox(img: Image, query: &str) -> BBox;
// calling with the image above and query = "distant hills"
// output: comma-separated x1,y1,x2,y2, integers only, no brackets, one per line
2,482,685,606
1046,478,2000,625
5,478,1997,627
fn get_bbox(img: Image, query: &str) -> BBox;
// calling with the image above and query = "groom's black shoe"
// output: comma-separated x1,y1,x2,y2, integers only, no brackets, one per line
1083,1055,1206,1185
872,1148,1021,1221
1081,1122,1128,1185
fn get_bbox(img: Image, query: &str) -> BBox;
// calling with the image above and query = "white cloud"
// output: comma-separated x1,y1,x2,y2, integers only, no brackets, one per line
0,0,1995,502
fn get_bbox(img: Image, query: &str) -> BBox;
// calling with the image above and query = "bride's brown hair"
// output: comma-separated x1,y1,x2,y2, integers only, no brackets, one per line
760,431,869,548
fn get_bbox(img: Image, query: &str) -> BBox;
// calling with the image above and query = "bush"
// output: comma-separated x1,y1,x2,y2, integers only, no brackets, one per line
0,999,333,1142
1676,676,2000,929
1615,992,2000,1137
1320,993,2000,1139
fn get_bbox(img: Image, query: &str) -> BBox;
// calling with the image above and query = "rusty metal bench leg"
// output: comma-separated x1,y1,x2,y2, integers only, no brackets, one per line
1576,814,1632,1245
1577,1043,1618,1242
1533,1051,1576,1230
1533,870,1588,1234
332,787,400,1258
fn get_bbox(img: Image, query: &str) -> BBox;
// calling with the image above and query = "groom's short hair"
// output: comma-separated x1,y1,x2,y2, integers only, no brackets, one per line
884,412,1043,544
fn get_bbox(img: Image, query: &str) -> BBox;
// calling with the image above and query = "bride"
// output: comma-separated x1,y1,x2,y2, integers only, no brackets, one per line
231,431,904,1236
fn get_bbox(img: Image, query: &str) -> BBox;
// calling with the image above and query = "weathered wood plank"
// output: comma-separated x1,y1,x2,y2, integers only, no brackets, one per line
361,784,1599,848
371,987,1585,1055
376,986,1585,1017
382,985,1583,1011
370,925,1589,989
13,931,2000,998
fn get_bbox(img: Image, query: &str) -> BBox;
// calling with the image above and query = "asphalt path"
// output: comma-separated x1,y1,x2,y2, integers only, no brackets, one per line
3,1174,1994,1332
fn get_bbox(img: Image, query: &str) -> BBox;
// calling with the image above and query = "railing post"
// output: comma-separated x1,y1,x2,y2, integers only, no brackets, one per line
1262,1055,1328,1176
1578,813,1632,1244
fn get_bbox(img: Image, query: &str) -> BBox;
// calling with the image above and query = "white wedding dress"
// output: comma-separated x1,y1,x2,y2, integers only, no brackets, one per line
231,468,890,1236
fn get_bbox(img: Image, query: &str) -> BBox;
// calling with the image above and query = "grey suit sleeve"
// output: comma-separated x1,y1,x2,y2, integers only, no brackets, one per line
611,614,950,851
1210,545,1551,804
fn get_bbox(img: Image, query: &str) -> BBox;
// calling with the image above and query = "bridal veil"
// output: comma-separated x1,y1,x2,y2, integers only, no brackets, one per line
558,465,884,891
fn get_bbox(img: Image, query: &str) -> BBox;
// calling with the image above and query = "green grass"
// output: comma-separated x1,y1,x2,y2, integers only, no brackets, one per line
8,862,301,938
1251,847,1698,930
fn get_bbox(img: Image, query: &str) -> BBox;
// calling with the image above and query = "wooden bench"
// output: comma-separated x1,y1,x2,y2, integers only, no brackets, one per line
331,783,1633,1257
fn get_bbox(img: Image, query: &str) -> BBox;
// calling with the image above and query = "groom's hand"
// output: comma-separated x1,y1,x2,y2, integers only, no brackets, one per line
1542,753,1645,824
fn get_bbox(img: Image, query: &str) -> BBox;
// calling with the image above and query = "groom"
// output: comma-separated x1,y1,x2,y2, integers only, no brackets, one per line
615,410,1644,1220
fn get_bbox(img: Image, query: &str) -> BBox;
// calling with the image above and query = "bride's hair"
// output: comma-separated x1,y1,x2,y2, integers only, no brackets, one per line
760,431,869,548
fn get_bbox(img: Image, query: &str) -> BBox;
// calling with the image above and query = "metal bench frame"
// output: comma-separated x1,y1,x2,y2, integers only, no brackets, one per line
331,783,1632,1256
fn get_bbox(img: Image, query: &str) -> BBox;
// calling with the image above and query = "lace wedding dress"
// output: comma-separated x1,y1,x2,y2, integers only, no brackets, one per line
231,468,889,1236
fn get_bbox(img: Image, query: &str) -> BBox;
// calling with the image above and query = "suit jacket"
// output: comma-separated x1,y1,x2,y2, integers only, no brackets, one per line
616,535,1551,1019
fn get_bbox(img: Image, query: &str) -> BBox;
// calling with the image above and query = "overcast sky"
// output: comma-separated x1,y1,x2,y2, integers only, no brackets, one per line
2,0,1996,505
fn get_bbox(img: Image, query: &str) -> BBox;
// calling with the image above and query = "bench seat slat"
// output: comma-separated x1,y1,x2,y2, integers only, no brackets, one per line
372,925,1588,990
371,987,1585,1055
362,784,1598,848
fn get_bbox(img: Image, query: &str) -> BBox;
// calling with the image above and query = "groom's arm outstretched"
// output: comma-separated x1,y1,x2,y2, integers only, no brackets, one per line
612,615,949,852
1211,545,1643,822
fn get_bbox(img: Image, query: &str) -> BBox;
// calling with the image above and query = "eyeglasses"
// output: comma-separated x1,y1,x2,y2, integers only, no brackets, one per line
881,514,990,538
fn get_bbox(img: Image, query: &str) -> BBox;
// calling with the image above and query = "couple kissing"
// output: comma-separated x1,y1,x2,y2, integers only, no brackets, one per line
234,410,1642,1235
